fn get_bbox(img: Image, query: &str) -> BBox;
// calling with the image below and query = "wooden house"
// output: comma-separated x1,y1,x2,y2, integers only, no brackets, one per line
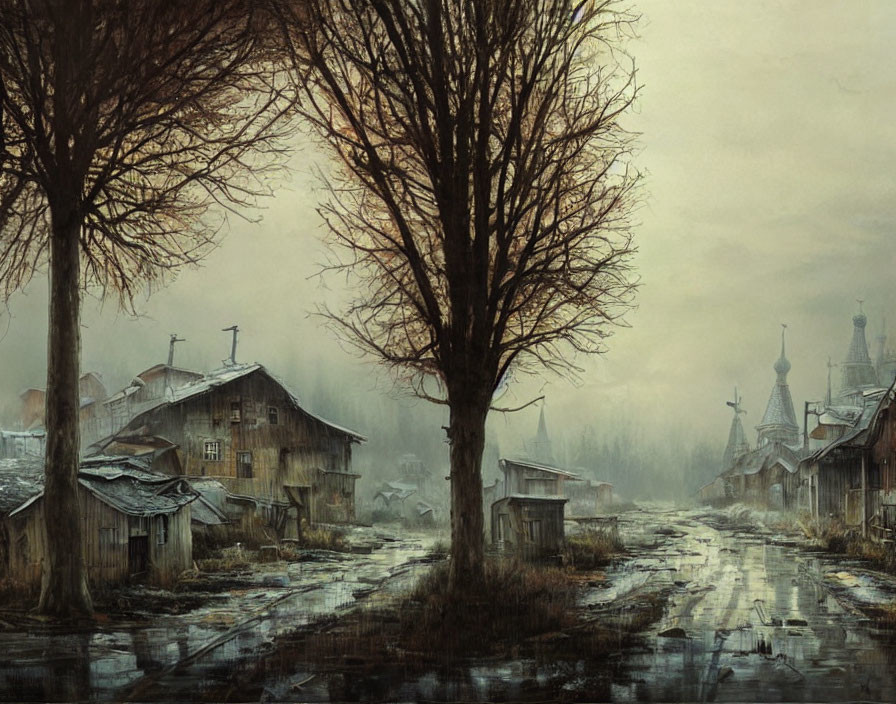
491,495,567,560
723,442,805,509
1,456,196,588
13,372,108,447
112,363,365,534
499,458,582,498
104,364,204,436
798,382,896,539
18,388,45,431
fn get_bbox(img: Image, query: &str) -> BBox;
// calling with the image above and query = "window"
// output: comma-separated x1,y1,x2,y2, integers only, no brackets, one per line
268,407,279,425
230,400,241,423
157,515,169,545
237,451,253,479
203,440,222,461
526,520,543,543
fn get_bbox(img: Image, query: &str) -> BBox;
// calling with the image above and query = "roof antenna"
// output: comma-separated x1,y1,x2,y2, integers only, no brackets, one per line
222,325,239,366
168,333,185,367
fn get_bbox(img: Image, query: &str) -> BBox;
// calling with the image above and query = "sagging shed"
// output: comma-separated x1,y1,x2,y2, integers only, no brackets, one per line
3,456,197,589
491,495,567,560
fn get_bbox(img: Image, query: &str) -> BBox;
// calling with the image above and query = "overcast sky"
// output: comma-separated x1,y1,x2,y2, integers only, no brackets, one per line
1,1,894,467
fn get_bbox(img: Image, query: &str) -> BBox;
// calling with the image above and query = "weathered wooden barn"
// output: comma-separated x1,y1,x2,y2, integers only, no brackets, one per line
491,495,567,560
111,363,365,534
798,382,896,539
1,456,196,589
499,458,582,497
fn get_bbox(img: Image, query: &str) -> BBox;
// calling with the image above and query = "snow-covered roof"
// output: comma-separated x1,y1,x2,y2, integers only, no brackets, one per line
0,457,44,514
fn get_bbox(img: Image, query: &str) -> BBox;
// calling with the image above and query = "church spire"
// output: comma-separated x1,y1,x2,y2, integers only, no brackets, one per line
530,404,554,464
838,300,879,403
722,387,750,468
756,324,800,447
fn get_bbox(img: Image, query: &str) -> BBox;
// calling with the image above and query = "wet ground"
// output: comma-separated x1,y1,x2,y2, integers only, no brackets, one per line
0,526,441,702
4,508,896,702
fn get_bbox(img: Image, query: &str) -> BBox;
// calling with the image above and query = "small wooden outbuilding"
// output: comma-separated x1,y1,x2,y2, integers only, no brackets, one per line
499,457,582,497
3,456,197,589
491,495,567,560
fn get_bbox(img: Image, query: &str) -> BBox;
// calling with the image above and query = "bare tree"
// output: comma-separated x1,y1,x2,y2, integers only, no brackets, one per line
0,0,293,617
284,0,639,592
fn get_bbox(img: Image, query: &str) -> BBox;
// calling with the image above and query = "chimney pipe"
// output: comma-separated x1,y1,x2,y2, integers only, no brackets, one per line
222,325,239,365
168,333,185,367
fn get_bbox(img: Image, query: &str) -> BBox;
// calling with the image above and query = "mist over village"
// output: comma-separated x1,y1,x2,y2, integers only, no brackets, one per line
0,1,896,702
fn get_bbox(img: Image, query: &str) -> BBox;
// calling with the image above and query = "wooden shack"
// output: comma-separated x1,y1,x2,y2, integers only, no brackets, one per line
499,458,582,497
2,456,196,589
799,382,896,539
566,480,613,516
491,495,567,560
112,363,365,533
721,441,804,509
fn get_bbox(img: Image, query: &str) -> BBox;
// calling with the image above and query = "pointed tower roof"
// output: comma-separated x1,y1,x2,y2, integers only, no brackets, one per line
722,388,750,469
529,405,554,464
756,325,800,447
838,301,879,401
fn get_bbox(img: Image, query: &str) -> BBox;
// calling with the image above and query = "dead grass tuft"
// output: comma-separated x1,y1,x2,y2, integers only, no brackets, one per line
563,527,624,570
197,545,253,572
296,527,348,552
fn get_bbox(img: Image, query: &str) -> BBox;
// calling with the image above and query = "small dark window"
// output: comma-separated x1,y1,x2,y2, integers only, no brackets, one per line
237,451,253,479
268,407,279,425
230,401,241,423
526,520,542,543
157,515,169,546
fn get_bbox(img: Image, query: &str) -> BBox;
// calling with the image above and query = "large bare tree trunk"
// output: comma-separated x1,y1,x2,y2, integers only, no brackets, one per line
38,206,92,618
447,387,488,594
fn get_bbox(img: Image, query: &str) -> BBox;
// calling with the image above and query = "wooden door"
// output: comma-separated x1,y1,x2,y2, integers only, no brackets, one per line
128,535,149,576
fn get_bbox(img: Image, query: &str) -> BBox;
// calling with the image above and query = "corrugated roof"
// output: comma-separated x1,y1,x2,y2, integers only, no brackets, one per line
498,494,568,503
8,456,197,517
500,458,582,480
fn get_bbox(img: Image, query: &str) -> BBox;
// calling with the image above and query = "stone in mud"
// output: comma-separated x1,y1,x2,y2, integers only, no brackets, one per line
658,627,688,639
718,666,734,682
